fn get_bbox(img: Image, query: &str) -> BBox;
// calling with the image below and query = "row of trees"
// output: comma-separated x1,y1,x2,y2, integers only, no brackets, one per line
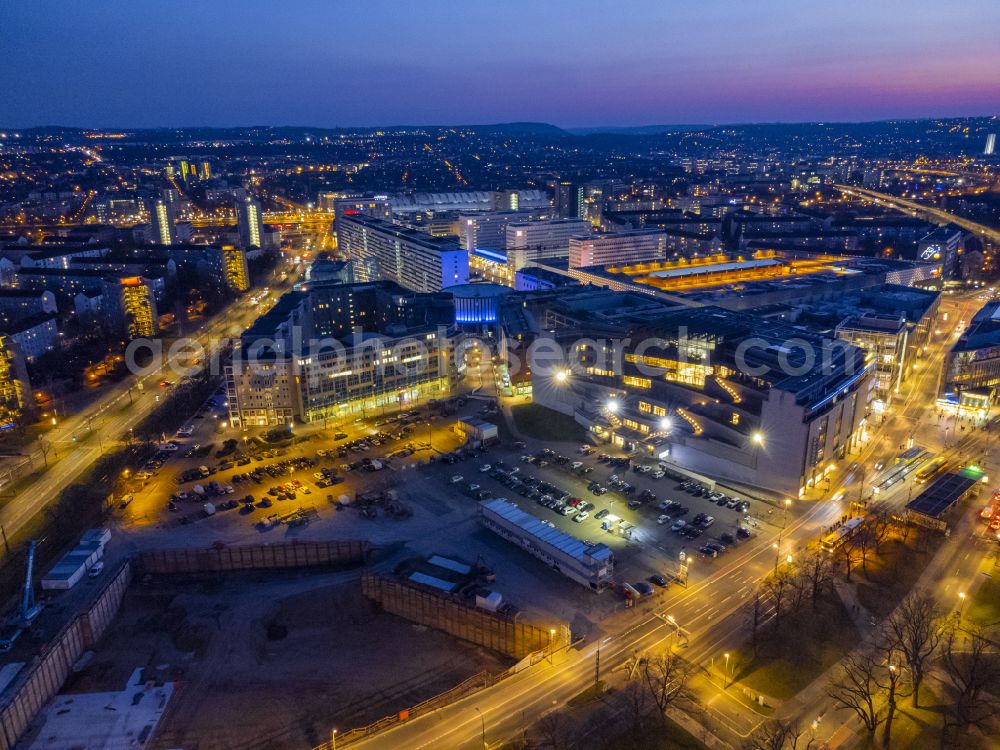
747,595,999,750
825,592,1000,747
747,549,837,656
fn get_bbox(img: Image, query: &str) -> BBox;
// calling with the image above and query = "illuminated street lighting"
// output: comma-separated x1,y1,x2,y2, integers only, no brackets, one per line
751,431,764,446
607,400,619,414
330,729,337,750
659,416,672,432
554,369,569,384
473,707,487,749
958,591,967,619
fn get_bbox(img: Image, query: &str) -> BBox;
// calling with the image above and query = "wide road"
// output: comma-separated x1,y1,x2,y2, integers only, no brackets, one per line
0,261,304,547
834,184,1000,246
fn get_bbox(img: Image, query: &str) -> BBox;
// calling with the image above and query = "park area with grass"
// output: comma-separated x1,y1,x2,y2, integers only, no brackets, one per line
854,531,943,617
735,596,859,700
967,574,1000,628
511,403,586,443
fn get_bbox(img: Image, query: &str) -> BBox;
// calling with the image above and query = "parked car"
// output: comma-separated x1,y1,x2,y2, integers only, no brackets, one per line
633,581,655,596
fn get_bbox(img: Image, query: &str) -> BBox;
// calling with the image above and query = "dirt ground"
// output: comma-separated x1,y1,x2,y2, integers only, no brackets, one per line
63,570,512,750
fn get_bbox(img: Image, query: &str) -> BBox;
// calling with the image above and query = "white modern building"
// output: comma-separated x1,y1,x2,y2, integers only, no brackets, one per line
505,218,590,270
337,214,469,292
568,229,667,268
458,210,542,254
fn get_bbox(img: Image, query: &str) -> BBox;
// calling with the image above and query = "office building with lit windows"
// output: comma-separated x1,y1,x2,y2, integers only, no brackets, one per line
104,276,158,340
529,291,873,495
505,218,590,270
236,195,264,250
218,245,251,293
337,214,469,292
458,210,544,255
150,198,177,246
226,281,461,428
940,300,1000,412
568,229,667,268
0,335,30,430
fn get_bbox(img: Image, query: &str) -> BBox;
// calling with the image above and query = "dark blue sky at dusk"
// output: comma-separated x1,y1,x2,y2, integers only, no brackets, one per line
3,0,999,128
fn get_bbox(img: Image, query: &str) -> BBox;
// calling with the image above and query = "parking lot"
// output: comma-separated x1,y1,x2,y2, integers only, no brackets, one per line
438,442,766,591
110,391,782,635
117,393,472,535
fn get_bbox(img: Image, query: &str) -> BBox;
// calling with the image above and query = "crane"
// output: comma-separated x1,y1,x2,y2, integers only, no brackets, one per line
0,540,43,651
6,540,42,630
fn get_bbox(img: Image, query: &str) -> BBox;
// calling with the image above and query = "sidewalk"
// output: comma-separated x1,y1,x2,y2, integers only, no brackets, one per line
832,578,876,634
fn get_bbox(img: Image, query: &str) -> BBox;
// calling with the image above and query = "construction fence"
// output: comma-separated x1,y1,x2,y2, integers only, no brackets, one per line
137,539,370,575
321,667,517,749
0,560,133,750
361,574,569,660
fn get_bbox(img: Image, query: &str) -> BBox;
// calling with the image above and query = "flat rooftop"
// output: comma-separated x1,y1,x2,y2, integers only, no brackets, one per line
600,251,852,294
951,300,1000,352
906,467,982,519
24,668,173,750
480,498,612,565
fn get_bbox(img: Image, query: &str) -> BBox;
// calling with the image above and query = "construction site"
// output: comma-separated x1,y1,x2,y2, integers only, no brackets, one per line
54,568,513,750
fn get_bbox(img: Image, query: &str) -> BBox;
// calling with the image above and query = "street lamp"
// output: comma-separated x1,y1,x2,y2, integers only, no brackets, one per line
723,652,732,687
607,399,619,414
659,416,672,432
958,591,967,619
752,431,764,446
554,369,569,384
473,707,486,749
330,729,336,750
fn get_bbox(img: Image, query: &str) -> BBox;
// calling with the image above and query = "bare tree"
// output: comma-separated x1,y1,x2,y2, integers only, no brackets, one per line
765,570,793,622
827,647,885,736
892,515,912,545
854,526,875,576
878,653,907,749
867,509,894,555
882,593,943,707
535,711,569,750
838,539,861,582
642,650,698,720
36,437,54,468
789,568,810,615
939,626,1000,743
802,550,834,607
748,585,768,657
622,680,650,736
744,718,816,750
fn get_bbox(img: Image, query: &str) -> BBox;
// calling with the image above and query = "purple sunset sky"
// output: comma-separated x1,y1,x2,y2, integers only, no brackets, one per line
2,0,999,127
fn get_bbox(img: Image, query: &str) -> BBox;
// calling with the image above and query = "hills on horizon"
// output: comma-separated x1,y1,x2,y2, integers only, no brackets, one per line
4,115,997,138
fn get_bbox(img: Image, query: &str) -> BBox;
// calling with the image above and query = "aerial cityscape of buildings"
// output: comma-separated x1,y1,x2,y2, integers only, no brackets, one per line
0,4,999,748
